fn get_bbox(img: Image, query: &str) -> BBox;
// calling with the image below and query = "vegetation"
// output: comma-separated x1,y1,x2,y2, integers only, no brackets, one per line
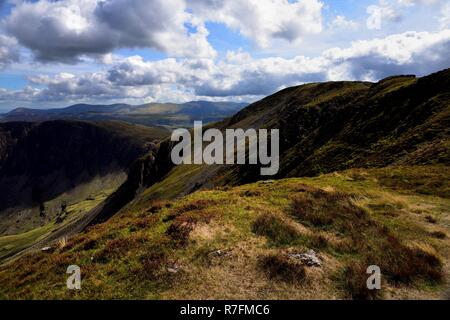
1,165,448,299
1,70,450,300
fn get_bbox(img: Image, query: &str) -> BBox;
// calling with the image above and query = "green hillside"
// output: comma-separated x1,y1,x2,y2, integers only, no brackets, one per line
1,165,449,299
1,69,449,299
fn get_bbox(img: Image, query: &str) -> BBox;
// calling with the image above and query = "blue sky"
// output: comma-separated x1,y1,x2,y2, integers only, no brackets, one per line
1,0,450,111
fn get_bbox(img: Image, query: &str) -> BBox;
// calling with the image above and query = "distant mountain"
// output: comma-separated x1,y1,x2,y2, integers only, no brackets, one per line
0,101,248,128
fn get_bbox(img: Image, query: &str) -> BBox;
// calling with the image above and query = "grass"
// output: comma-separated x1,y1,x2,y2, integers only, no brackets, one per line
258,253,306,284
252,213,301,246
0,224,54,261
0,165,449,300
0,185,116,263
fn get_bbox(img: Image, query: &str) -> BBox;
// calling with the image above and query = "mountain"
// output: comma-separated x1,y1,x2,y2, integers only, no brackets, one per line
108,70,450,206
0,120,168,239
0,69,449,299
0,101,248,128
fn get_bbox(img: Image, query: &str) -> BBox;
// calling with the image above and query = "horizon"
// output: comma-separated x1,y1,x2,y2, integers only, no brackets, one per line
1,0,450,111
0,99,250,114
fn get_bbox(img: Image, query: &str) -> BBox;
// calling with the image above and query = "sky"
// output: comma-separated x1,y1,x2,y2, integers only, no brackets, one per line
0,0,450,111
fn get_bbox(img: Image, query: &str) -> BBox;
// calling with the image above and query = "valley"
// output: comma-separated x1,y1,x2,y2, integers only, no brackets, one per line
0,69,449,299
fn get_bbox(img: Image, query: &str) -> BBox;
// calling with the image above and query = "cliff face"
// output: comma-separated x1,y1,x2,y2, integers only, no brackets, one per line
117,69,450,207
0,120,167,211
89,139,175,224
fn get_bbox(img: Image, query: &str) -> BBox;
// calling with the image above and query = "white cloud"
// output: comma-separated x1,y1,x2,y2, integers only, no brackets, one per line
396,0,441,6
440,3,450,29
0,35,20,69
2,29,450,106
4,0,215,62
2,0,325,63
188,0,324,48
367,0,401,30
366,0,447,30
330,16,359,30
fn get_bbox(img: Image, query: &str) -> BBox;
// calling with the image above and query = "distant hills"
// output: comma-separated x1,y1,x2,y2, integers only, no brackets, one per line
0,101,248,128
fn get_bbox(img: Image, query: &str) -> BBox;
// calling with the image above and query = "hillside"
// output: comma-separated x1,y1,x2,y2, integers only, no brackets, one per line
1,166,448,299
0,69,449,299
100,70,450,211
0,120,168,260
0,101,247,128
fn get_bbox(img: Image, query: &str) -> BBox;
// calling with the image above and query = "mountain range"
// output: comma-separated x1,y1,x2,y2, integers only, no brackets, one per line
0,101,248,128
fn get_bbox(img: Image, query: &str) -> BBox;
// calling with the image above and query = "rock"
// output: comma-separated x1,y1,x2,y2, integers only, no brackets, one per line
208,249,231,257
167,264,182,273
289,250,322,267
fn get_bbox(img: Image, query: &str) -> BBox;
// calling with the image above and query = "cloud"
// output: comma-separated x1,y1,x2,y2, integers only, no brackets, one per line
366,0,446,30
367,1,401,30
396,0,441,6
4,0,215,62
187,0,324,48
0,35,20,69
440,3,450,29
1,29,450,105
323,29,450,80
330,16,359,30
3,0,324,63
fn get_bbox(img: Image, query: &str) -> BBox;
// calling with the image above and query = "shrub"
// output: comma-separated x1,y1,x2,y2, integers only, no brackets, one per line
80,238,98,251
308,234,329,249
341,262,382,300
166,209,216,247
147,201,169,214
291,188,444,294
425,215,437,224
252,213,300,246
291,190,368,232
166,218,195,247
431,231,447,239
94,236,144,262
135,215,159,229
178,199,216,213
354,233,443,284
258,254,306,284
240,190,261,197
163,199,216,222
139,245,169,281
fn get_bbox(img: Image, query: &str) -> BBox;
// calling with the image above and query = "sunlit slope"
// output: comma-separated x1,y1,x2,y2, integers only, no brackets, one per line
1,165,449,299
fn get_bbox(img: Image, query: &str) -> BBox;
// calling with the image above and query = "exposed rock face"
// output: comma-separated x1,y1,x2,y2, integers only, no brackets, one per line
0,120,166,212
25,69,450,229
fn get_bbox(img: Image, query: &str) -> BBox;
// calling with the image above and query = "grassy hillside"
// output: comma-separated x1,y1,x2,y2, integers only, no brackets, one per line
0,120,169,262
111,70,450,209
1,70,449,299
1,165,448,299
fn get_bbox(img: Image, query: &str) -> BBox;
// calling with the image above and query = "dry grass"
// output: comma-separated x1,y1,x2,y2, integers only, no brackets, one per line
1,166,449,300
258,253,306,284
290,189,444,298
252,213,301,246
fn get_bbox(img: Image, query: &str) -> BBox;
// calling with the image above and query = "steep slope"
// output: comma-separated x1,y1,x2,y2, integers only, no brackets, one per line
0,120,168,236
130,69,450,204
1,166,448,299
1,69,449,299
1,101,247,128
